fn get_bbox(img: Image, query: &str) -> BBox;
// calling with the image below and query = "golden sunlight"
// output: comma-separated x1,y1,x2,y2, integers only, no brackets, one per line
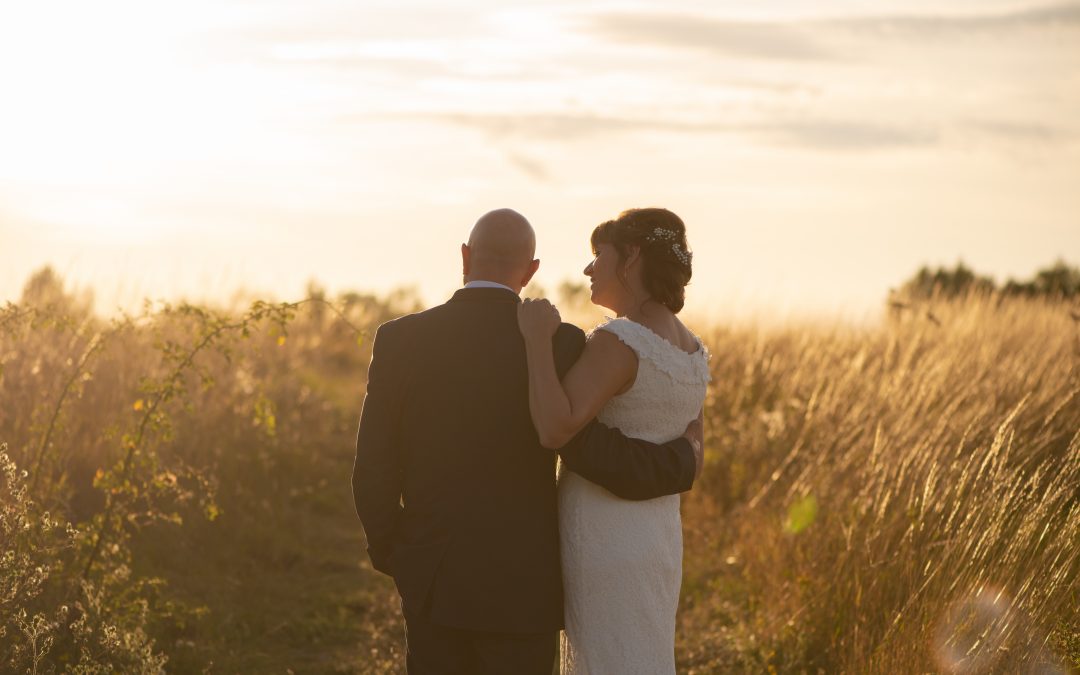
1,2,1078,673
0,3,273,198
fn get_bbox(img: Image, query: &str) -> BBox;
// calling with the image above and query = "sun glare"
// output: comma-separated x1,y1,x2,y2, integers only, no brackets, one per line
0,3,271,190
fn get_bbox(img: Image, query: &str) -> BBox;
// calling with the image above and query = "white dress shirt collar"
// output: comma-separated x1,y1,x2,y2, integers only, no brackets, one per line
464,280,517,294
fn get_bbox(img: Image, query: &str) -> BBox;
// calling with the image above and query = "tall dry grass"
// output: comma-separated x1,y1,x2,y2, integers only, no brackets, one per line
679,296,1079,673
1,272,1077,673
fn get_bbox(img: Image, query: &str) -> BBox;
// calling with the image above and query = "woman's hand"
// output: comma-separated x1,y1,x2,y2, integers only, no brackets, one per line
517,298,561,342
683,410,705,482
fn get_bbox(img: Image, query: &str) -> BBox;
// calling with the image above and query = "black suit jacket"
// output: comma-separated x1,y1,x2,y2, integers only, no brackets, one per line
352,286,696,633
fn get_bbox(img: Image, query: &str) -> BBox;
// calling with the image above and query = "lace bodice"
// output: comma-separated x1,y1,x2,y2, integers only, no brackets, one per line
590,317,711,443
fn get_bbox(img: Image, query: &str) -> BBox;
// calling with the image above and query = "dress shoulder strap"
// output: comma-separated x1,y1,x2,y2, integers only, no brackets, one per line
590,317,712,385
590,317,654,359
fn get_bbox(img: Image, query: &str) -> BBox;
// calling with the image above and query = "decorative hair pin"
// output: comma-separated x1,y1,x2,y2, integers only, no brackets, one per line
645,227,692,266
670,244,692,266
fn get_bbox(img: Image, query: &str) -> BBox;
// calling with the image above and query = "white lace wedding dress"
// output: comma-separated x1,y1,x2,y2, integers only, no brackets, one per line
559,317,711,675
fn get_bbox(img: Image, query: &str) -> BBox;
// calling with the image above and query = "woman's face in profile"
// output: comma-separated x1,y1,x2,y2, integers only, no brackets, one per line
584,243,621,310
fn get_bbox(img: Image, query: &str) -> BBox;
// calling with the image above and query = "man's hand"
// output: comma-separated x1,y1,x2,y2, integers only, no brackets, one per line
682,412,704,480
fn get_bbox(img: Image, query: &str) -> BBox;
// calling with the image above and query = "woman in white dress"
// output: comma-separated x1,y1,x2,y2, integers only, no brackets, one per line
517,208,710,675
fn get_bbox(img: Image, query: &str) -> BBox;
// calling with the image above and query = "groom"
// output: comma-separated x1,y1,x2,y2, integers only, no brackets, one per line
353,208,702,675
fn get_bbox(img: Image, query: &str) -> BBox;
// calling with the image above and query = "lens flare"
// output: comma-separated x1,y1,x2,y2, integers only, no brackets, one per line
932,587,1067,675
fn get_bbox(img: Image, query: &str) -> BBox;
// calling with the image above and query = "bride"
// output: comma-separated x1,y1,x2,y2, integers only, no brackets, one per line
517,207,710,674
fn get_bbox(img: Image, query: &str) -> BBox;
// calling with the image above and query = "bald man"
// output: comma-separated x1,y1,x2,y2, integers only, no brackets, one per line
353,209,701,675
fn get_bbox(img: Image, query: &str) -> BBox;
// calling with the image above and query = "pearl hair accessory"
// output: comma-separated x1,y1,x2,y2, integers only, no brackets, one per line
645,227,692,266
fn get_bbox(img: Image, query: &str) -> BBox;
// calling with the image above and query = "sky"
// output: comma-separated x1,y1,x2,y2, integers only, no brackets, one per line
1,0,1078,322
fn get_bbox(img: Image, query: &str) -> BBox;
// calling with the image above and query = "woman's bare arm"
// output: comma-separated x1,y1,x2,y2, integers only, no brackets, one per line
518,300,637,448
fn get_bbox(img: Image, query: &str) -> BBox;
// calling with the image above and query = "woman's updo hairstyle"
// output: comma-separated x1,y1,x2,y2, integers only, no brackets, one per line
590,207,692,313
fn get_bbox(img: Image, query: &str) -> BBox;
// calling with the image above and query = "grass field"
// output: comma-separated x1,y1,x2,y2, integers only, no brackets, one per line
2,274,1077,673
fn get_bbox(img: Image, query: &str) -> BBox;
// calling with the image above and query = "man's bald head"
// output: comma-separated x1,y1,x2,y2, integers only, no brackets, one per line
461,208,539,292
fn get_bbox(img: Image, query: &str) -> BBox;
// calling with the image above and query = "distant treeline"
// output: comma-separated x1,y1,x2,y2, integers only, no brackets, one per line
900,260,1080,301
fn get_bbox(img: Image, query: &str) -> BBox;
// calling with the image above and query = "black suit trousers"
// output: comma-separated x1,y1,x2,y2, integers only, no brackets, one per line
404,611,557,675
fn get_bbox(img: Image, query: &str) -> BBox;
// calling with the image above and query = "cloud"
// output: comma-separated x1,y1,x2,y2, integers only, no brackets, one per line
836,2,1080,36
360,110,1076,154
755,120,940,150
587,14,830,61
262,51,455,80
382,112,685,140
964,120,1066,144
586,2,1080,60
504,152,551,181
364,110,942,151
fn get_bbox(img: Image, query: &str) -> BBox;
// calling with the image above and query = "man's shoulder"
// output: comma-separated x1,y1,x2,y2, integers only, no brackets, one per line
373,309,427,345
373,299,463,347
555,321,586,343
553,322,587,371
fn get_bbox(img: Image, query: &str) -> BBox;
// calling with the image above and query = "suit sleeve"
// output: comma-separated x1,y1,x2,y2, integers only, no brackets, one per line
353,322,407,576
550,324,698,501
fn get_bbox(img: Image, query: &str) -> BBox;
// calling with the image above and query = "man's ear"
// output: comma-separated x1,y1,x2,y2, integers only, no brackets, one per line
461,243,471,278
521,258,540,287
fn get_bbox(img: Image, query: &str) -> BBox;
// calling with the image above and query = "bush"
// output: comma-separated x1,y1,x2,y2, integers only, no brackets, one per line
899,260,1080,302
1,445,168,673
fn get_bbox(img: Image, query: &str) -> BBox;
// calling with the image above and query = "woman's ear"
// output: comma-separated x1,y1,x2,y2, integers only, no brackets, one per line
623,244,641,270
